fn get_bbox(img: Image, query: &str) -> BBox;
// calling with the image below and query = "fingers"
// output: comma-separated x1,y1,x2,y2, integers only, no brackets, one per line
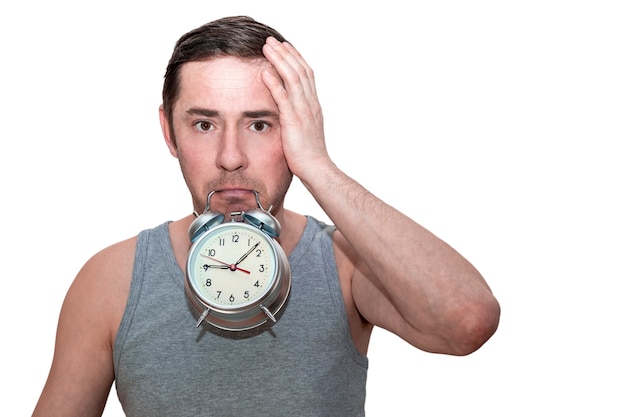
260,36,327,177
262,37,318,103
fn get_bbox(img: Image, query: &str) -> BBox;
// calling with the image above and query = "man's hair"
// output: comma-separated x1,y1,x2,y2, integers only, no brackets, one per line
162,16,287,133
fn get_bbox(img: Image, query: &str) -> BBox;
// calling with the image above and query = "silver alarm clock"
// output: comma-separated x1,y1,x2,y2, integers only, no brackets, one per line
185,191,291,331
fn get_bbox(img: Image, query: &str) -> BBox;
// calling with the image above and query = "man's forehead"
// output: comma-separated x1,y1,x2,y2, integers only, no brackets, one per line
180,56,270,88
175,56,277,115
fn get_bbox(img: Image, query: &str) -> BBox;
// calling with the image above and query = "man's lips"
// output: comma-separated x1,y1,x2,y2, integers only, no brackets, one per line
208,189,258,212
215,188,254,196
213,188,257,202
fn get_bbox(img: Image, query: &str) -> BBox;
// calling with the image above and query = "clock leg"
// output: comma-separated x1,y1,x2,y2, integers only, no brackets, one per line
260,305,277,323
195,308,211,327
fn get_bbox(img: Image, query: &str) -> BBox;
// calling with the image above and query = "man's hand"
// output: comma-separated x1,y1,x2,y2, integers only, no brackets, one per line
261,36,331,180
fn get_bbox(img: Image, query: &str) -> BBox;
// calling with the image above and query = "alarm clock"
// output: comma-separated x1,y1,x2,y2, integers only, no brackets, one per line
185,191,291,331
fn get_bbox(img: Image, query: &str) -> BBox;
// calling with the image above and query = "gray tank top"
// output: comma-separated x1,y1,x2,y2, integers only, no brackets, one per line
113,216,368,416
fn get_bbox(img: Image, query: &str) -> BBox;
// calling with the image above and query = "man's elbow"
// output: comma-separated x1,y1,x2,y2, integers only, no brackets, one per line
449,298,501,356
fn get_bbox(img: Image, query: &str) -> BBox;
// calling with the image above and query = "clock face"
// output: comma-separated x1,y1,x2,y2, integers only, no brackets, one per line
187,223,277,309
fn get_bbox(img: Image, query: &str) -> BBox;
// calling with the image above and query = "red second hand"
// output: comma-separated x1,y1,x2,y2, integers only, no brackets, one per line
201,254,251,274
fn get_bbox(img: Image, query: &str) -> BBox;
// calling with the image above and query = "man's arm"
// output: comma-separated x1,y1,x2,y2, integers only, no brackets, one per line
318,172,499,355
32,238,135,417
262,37,500,355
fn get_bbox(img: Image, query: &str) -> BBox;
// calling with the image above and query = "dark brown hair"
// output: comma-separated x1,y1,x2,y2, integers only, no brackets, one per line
162,16,287,133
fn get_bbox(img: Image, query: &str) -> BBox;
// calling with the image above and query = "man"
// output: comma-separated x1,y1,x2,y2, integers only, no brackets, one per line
33,16,500,416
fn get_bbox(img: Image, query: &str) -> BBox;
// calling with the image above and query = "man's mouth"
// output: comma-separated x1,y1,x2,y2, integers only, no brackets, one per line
207,189,258,213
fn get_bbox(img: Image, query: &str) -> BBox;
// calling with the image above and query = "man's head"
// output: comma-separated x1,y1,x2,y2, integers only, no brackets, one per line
162,16,287,139
159,16,293,217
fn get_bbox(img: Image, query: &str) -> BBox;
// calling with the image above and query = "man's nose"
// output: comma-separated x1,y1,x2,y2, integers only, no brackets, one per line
216,127,247,172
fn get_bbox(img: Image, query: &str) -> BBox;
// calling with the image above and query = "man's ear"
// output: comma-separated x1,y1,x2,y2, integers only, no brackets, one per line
159,105,178,157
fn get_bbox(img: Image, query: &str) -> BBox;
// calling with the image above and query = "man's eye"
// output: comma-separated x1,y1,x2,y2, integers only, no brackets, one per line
250,121,270,132
194,121,214,132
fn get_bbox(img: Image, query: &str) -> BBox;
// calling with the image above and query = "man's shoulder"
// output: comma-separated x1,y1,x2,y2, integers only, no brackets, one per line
92,235,138,266
76,235,138,293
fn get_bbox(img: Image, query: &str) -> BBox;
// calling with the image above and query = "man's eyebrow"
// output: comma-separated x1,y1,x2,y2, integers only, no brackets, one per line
185,108,279,119
242,110,279,119
186,107,219,117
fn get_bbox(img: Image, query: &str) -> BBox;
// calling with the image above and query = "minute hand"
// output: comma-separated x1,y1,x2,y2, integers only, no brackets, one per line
235,242,260,266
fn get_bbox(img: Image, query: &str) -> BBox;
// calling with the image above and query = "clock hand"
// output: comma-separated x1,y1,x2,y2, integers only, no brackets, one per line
200,254,251,274
205,264,229,269
235,242,260,266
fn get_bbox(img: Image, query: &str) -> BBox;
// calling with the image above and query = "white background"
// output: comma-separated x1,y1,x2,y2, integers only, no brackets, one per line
2,1,624,416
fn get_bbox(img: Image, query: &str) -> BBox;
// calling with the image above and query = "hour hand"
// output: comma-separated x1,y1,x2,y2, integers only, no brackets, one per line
200,254,231,270
200,254,251,274
205,264,229,269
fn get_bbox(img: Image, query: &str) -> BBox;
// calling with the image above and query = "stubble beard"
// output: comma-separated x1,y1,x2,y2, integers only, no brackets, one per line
191,171,293,216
